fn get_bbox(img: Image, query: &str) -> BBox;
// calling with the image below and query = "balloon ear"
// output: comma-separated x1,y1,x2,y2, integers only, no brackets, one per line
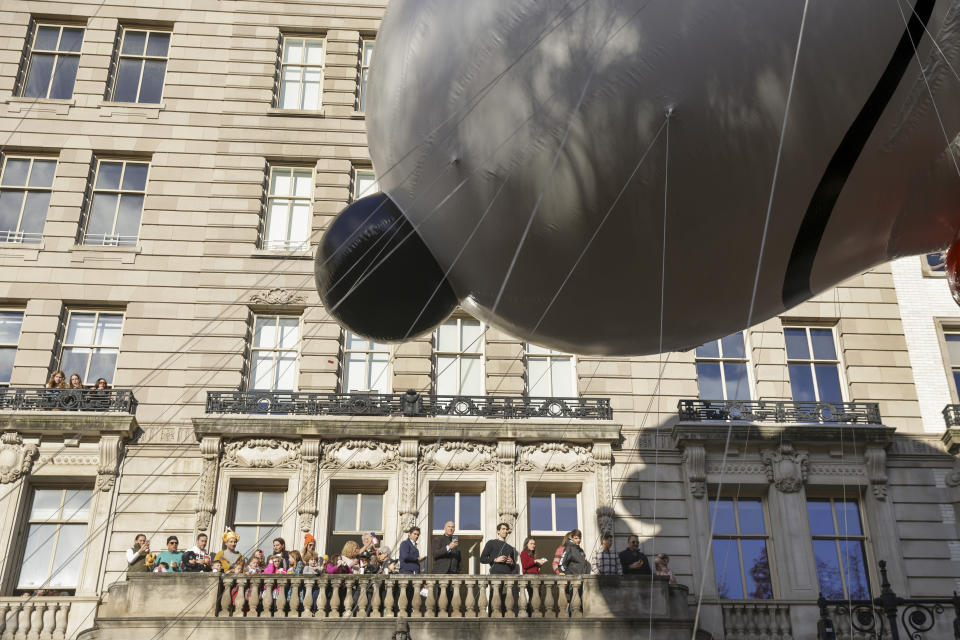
316,192,458,341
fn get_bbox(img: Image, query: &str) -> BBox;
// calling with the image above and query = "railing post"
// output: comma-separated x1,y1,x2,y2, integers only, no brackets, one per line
262,576,275,617
451,578,463,618
542,579,556,618
424,577,436,617
817,594,837,640
570,577,582,618
28,602,43,640
342,576,355,617
530,578,543,618
219,577,232,617
233,577,247,617
411,579,423,618
248,576,261,617
329,577,342,618
437,578,449,618
557,579,570,618
490,580,502,618
397,578,409,617
51,603,67,640
382,578,395,618
477,578,488,617
465,579,477,618
504,578,516,618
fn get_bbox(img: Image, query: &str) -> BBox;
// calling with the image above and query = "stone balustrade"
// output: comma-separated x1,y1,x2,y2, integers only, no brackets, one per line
0,598,72,640
720,601,794,640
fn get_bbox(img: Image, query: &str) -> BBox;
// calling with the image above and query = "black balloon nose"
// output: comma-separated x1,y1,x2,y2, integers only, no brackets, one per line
316,193,458,342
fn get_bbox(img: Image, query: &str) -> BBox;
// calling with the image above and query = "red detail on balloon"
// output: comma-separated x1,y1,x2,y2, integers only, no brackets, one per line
946,239,960,306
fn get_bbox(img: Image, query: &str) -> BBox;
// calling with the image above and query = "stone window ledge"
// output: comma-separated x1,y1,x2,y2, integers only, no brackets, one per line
70,244,141,264
98,101,164,119
0,241,42,261
4,96,74,116
250,248,313,260
266,107,325,117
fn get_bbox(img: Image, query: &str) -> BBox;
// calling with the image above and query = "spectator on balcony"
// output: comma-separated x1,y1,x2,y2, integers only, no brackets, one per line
46,370,67,388
432,521,461,574
289,550,304,574
520,537,549,574
325,554,346,574
265,555,286,575
364,546,389,574
214,529,246,572
399,527,426,574
480,523,517,574
126,534,151,573
302,534,319,566
619,535,651,575
253,549,266,568
245,555,262,574
654,553,676,584
68,373,84,389
95,377,108,389
187,534,211,570
182,551,204,572
303,557,319,574
155,535,184,572
558,529,590,575
591,533,623,576
273,538,290,570
154,562,170,573
552,532,572,574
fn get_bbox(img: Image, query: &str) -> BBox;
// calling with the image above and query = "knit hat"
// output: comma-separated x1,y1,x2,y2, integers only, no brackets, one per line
304,533,315,546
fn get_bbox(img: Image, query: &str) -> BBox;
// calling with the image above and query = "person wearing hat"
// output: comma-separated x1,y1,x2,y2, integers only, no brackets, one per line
213,528,246,572
302,533,319,566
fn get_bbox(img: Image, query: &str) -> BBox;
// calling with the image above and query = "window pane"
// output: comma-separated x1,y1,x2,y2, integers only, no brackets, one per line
49,523,85,587
528,358,549,396
113,58,142,103
813,539,844,599
138,59,166,103
288,202,311,246
355,172,377,199
723,362,751,401
529,496,551,531
66,314,96,345
278,317,299,349
334,494,357,531
712,539,744,599
122,163,149,191
696,362,723,400
555,496,578,531
62,489,90,521
551,358,574,396
60,348,89,379
280,70,300,109
266,200,290,246
28,160,57,188
304,41,323,64
49,55,79,99
0,310,25,343
86,193,118,238
460,355,483,395
437,320,458,352
814,364,843,402
741,539,773,598
260,492,283,523
251,352,274,390
60,28,84,52
271,170,292,197
18,524,56,587
145,32,170,57
283,38,303,64
835,501,862,536
2,158,30,186
784,328,809,360
254,317,277,348
345,353,367,392
0,348,14,383
87,349,118,384
369,353,390,393
721,332,746,359
292,170,312,198
432,495,455,531
461,320,482,352
234,491,259,521
122,31,147,55
807,500,835,535
234,525,257,557
23,53,54,98
274,352,297,391
810,329,837,360
31,489,62,520
459,494,482,530
35,26,61,50
695,340,719,359
946,334,960,365
20,192,51,235
301,69,321,109
94,315,123,347
362,41,373,66
736,500,765,535
436,355,457,395
114,194,144,240
359,494,383,532
788,364,816,402
709,500,736,535
841,540,870,599
96,162,123,190
0,191,25,231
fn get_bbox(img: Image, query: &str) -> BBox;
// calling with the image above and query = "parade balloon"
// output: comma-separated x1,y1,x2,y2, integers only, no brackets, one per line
316,0,960,356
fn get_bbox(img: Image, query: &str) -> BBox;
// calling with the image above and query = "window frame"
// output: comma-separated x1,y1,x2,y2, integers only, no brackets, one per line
935,320,960,405
694,330,755,401
19,22,84,100
58,309,125,385
806,497,872,601
276,34,325,111
262,165,314,251
783,324,848,403
352,166,378,201
0,309,25,386
434,316,485,396
524,344,577,398
247,314,301,392
230,488,286,557
708,496,776,600
0,154,57,244
528,491,581,537
109,27,170,104
922,251,946,277
341,331,391,393
357,38,374,113
330,491,385,535
82,157,150,247
430,491,484,536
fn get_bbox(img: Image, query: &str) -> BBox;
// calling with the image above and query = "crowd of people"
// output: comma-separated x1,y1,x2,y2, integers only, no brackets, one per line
126,525,676,582
45,370,109,390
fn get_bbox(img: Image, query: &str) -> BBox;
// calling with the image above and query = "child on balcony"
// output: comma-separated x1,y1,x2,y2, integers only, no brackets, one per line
288,550,304,574
245,555,262,574
303,557,319,574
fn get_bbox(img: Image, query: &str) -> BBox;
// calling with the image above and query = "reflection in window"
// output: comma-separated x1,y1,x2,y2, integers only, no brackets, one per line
249,315,299,391
435,317,484,395
342,333,390,393
431,492,482,532
695,331,751,400
21,24,83,100
0,311,24,385
784,326,844,403
233,490,284,558
525,344,575,397
111,28,169,104
808,499,870,600
277,36,323,110
84,159,149,246
926,252,946,272
18,488,90,593
0,156,57,243
529,493,578,533
709,497,773,599
60,311,123,385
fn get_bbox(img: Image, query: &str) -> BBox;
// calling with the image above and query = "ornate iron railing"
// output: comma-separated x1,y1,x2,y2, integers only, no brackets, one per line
0,388,138,414
944,404,960,428
677,399,882,425
206,390,613,420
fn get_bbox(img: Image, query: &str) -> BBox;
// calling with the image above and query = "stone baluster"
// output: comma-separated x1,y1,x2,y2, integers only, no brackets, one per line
746,604,761,639
1,603,17,640
15,601,32,640
411,578,423,618
382,578,395,618
39,602,55,640
262,576,274,617
727,604,743,640
489,580,502,618
504,578,516,618
360,577,373,618
248,576,261,617
219,578,233,617
424,577,437,618
570,577,583,618
517,578,529,618
477,578,488,617
328,577,342,618
342,576,355,618
437,578,449,617
464,579,477,618
765,604,780,638
304,577,317,617
289,576,302,617
542,579,556,618
316,577,329,618
397,577,409,617
530,578,542,618
233,577,247,617
51,602,68,640
26,602,43,640
777,605,793,639
276,577,288,617
557,580,570,618
0,603,8,640
450,579,463,618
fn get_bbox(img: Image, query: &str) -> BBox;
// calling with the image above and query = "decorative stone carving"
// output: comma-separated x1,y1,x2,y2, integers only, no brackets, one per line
496,441,518,527
36,454,99,467
250,288,306,305
947,459,960,488
95,436,122,492
515,442,594,472
760,443,809,493
706,462,766,475
319,440,399,470
681,444,706,499
808,464,866,477
0,433,38,484
864,446,888,499
418,441,496,471
195,437,221,532
298,439,320,532
592,443,615,534
398,439,418,532
222,438,301,469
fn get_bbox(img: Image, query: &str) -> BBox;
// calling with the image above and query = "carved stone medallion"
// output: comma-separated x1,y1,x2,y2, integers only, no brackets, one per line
222,439,301,469
418,442,496,471
515,442,594,472
0,433,38,484
760,443,809,493
319,440,400,470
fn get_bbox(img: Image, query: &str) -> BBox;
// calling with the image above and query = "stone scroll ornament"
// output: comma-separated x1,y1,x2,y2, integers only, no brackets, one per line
222,438,301,469
761,443,809,493
0,433,38,484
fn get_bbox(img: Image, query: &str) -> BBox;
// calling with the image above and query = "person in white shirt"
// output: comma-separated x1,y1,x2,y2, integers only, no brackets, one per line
126,534,150,573
186,533,212,570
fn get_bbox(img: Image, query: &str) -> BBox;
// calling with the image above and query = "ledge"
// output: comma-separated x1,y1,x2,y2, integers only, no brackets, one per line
250,247,313,260
942,427,960,455
70,244,141,263
672,422,896,448
266,107,325,117
193,414,621,444
0,241,42,261
4,96,74,116
0,411,138,439
98,100,163,119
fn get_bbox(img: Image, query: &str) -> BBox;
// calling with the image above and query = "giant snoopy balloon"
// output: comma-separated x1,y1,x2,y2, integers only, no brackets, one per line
316,0,960,356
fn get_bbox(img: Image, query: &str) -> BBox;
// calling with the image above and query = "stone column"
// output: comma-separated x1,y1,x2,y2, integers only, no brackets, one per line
298,439,319,532
398,439,419,532
194,437,221,534
592,442,615,535
496,440,518,527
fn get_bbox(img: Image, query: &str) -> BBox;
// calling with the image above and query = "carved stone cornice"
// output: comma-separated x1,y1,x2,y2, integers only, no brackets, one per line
418,441,496,471
398,439,418,532
0,412,138,439
680,443,706,499
249,288,306,306
318,440,400,471
864,446,888,499
222,438,301,469
760,443,809,493
515,442,595,472
195,437,221,532
297,439,320,532
95,435,123,492
0,433,38,484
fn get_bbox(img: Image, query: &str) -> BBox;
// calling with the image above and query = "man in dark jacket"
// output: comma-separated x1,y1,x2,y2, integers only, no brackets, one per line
557,529,590,575
619,535,652,575
480,523,517,574
399,527,426,574
432,520,462,573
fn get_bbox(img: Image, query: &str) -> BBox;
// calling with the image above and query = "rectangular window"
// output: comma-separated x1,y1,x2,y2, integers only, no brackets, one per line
924,251,946,276
342,332,390,393
60,311,123,385
353,168,378,201
525,344,575,397
330,490,384,556
263,166,313,251
249,315,299,391
358,40,373,112
807,498,870,600
83,159,148,246
21,24,83,100
696,331,751,401
0,311,25,386
784,326,844,403
17,488,90,592
277,36,323,110
941,329,960,400
110,28,169,104
432,492,483,533
435,317,484,395
233,489,284,558
0,155,56,244
529,492,579,534
709,497,773,599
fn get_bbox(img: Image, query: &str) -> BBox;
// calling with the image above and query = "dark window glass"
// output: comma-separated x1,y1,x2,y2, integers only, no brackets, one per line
432,495,454,530
712,539,744,599
788,363,816,401
784,328,809,360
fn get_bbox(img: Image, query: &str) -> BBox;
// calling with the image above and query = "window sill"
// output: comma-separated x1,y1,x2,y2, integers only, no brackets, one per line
70,244,141,264
3,96,74,116
98,101,163,119
0,241,42,261
250,248,314,260
350,110,366,119
266,107,325,117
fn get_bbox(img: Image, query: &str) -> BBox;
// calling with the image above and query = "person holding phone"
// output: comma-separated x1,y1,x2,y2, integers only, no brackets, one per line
432,520,462,573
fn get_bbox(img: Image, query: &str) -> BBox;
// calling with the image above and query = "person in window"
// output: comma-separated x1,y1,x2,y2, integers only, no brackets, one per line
272,538,290,570
551,532,572,574
46,370,67,388
214,528,246,572
432,521,461,574
519,537,548,574
95,377,108,390
126,534,151,573
619,535,651,575
591,533,622,576
187,534,212,571
557,529,590,575
399,527,426,574
155,535,184,572
68,373,84,389
480,523,517,574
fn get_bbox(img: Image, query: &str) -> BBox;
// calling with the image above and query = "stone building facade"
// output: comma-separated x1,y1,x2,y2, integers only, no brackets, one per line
0,1,959,638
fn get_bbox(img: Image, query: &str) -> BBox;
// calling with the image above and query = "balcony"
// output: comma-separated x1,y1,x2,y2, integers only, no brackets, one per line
943,404,960,428
0,388,137,414
678,399,881,425
206,390,613,421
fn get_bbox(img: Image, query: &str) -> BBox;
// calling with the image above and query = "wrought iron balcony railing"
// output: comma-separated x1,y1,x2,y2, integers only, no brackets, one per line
677,399,882,425
206,390,613,420
943,404,960,428
0,388,138,414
